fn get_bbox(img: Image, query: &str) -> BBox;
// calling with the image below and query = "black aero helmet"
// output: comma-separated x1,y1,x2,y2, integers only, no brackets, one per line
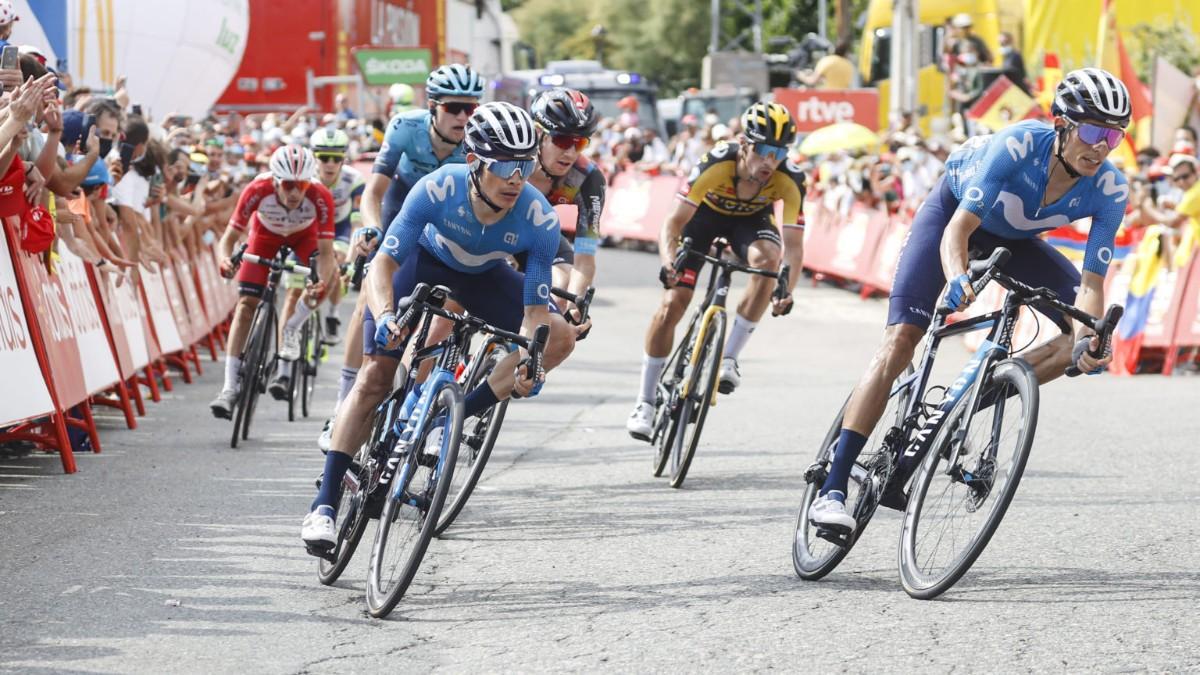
531,88,598,137
741,101,797,147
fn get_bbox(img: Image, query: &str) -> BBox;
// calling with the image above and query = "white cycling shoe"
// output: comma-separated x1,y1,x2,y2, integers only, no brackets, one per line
808,493,857,533
625,401,654,442
279,328,302,361
301,507,337,549
718,357,741,394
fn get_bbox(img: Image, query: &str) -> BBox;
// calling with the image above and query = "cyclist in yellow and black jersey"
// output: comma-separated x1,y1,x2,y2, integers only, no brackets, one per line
626,102,807,440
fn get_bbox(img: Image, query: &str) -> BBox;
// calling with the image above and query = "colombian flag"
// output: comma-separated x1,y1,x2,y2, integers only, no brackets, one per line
1113,229,1167,373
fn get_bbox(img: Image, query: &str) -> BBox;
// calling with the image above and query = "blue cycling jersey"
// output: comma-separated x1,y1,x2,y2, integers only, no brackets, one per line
944,120,1128,276
372,109,468,186
380,165,562,306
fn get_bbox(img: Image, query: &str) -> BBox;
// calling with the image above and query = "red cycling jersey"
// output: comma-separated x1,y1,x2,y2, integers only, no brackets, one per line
229,174,336,239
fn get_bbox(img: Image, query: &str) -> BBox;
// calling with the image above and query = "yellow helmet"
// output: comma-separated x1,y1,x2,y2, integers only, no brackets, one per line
741,101,796,147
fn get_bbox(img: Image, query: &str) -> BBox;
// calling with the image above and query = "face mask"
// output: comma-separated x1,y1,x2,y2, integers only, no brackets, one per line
1000,45,1014,55
99,137,114,158
960,53,978,66
202,230,216,246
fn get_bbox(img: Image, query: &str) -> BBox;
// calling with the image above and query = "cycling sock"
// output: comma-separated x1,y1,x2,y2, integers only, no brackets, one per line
285,301,314,333
821,429,869,502
312,450,353,511
638,354,667,404
223,355,241,392
463,382,500,418
722,314,757,361
337,367,358,406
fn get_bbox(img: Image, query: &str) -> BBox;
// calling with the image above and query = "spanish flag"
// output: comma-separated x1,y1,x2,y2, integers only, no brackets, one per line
1097,0,1153,152
1036,52,1062,114
967,76,1041,132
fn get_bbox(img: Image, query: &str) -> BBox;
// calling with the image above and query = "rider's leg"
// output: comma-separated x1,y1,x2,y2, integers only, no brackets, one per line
638,286,695,402
222,294,261,390
551,262,573,313
820,176,959,502
725,233,783,363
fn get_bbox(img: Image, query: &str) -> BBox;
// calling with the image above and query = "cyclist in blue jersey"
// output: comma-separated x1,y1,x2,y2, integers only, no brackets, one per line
302,102,581,550
810,68,1131,532
316,65,484,450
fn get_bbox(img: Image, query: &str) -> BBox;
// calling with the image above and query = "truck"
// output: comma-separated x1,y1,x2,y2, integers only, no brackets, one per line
492,60,663,135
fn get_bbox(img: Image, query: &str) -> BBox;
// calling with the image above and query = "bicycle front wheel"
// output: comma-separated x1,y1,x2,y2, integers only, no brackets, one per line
317,445,374,586
436,340,510,535
231,303,273,448
668,310,725,489
301,312,319,418
899,358,1038,599
365,381,464,618
241,308,276,442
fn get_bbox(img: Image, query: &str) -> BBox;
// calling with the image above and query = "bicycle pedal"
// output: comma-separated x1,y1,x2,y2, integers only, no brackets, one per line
416,452,439,468
803,462,828,485
465,434,484,450
814,525,851,548
304,543,337,562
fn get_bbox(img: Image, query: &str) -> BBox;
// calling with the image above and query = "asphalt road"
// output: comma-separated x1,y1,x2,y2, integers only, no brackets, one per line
2,248,1198,673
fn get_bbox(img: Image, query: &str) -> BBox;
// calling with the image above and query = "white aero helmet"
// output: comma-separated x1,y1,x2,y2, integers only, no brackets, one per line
1052,67,1132,128
465,102,538,159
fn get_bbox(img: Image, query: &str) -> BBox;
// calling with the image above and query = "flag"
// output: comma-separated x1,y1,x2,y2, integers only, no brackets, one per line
1036,52,1062,113
967,75,1041,132
1112,228,1167,373
1096,0,1154,150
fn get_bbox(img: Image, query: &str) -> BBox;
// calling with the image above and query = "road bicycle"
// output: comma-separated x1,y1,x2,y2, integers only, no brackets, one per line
792,248,1122,599
648,237,789,488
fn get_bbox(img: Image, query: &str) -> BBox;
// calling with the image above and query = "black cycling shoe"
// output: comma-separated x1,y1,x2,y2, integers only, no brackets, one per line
268,375,290,401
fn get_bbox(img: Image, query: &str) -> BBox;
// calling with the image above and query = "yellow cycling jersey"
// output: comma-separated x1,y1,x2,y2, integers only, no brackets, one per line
677,141,807,226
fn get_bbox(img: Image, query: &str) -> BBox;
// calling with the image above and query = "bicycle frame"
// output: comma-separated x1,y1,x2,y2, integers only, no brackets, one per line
680,263,734,404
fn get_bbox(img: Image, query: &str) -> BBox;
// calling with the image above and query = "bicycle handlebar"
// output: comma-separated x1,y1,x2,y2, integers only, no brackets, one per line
349,229,379,290
771,264,792,316
662,237,787,288
1065,304,1123,377
227,243,318,281
550,286,595,326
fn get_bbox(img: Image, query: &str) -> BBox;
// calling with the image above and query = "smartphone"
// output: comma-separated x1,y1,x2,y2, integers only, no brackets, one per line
0,45,18,71
131,104,144,117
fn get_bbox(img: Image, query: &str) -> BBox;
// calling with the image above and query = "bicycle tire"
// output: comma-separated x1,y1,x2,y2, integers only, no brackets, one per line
287,340,300,423
317,445,374,585
301,313,318,418
241,308,275,442
899,358,1038,600
230,302,271,448
435,340,510,535
793,366,913,580
365,381,464,618
668,310,725,488
652,334,691,477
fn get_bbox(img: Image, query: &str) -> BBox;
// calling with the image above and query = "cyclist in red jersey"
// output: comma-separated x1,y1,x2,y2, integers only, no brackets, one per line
209,144,337,419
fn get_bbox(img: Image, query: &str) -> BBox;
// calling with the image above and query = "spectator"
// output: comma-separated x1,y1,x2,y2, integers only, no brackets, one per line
334,93,356,122
1140,154,1200,268
798,39,856,90
998,32,1030,95
1175,126,1198,156
949,13,992,65
948,40,985,135
0,0,16,48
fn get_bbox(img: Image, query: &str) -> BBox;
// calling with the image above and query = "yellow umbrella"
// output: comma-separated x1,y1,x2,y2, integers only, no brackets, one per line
799,122,881,155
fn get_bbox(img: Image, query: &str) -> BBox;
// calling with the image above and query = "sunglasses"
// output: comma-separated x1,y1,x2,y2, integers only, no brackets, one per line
437,101,478,116
1173,172,1196,184
1074,122,1125,150
276,179,310,192
315,153,344,164
753,143,789,161
478,156,537,180
549,134,589,151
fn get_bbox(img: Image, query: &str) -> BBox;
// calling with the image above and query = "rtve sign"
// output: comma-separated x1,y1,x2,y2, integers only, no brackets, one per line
772,88,881,132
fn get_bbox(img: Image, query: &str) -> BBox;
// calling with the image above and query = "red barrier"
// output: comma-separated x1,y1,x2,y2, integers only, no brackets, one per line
0,218,67,466
859,216,911,296
598,172,683,243
1163,253,1200,374
802,203,888,283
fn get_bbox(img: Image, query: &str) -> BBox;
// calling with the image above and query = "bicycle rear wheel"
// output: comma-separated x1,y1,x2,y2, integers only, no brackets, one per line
668,311,725,488
365,381,464,618
436,339,510,535
652,329,692,477
793,367,913,580
301,313,319,418
317,444,374,585
899,358,1038,599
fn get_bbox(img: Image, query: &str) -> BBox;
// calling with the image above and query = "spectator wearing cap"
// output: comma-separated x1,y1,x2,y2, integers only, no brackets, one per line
1175,126,1197,157
1141,154,1200,268
949,13,992,65
49,108,103,194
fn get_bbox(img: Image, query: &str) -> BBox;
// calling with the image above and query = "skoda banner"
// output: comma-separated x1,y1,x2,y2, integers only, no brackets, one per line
353,47,432,86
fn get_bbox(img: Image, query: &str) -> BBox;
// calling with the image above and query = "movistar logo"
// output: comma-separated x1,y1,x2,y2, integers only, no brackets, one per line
1096,171,1129,203
525,200,559,230
425,174,455,203
1005,131,1035,162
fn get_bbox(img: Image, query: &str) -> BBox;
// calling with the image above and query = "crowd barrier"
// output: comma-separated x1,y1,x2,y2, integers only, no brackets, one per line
0,218,236,474
598,170,1200,373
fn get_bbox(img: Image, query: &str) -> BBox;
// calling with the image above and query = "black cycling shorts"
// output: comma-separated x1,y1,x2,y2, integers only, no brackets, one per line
513,233,575,272
675,205,781,289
